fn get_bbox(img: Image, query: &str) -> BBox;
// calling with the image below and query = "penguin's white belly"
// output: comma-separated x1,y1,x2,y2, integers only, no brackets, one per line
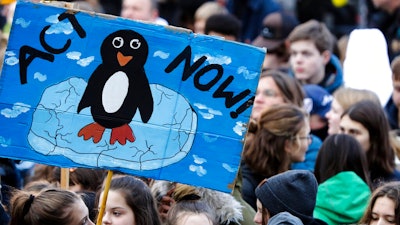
102,71,129,113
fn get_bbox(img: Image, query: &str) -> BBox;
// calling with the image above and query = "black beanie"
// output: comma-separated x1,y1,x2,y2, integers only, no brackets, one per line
255,170,318,224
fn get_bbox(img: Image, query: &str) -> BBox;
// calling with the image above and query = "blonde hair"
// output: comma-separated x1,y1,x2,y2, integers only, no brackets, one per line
194,2,228,21
333,87,381,111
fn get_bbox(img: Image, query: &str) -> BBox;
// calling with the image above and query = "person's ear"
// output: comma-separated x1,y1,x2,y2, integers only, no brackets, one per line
284,139,293,153
322,50,331,65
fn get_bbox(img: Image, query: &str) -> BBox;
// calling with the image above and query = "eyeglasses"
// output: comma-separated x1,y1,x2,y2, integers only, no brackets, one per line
292,135,312,142
256,89,279,98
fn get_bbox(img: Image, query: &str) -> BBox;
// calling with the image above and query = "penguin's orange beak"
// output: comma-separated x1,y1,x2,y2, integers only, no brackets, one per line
117,52,133,66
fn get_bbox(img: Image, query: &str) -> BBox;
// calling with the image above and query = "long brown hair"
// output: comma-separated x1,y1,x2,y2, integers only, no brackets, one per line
359,182,400,224
10,188,82,225
243,104,308,177
341,100,395,182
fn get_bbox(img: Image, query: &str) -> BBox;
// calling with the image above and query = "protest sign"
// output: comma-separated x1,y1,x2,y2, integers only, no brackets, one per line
0,1,265,192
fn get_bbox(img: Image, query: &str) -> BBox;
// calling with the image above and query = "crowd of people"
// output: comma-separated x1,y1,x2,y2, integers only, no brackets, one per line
1,0,400,224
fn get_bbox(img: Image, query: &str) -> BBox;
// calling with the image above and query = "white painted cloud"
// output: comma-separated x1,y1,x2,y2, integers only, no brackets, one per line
208,108,222,116
15,17,31,28
45,14,59,23
1,102,31,118
194,53,232,65
194,103,222,120
237,66,258,80
66,51,94,67
5,51,16,57
193,154,207,164
34,72,47,82
66,51,82,60
222,163,236,173
194,103,207,110
77,56,94,67
233,121,246,136
4,57,19,66
0,136,10,147
45,14,73,35
153,50,169,59
189,165,207,176
46,21,73,35
199,111,214,119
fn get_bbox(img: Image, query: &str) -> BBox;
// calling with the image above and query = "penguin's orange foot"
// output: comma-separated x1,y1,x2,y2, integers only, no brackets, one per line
78,122,105,143
110,124,136,145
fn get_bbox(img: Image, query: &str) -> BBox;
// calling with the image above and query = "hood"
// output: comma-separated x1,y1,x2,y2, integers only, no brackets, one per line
321,54,343,94
313,171,371,225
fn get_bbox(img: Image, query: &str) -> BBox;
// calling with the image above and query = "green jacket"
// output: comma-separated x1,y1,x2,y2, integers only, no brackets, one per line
314,171,371,225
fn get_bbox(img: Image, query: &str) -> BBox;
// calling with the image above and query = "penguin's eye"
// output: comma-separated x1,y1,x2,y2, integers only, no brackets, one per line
130,39,141,49
112,37,124,48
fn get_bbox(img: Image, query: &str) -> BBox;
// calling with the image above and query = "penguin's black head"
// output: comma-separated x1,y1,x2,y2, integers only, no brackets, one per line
101,30,149,67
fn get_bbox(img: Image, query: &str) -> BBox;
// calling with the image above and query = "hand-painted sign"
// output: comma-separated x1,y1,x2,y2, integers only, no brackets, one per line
0,1,264,192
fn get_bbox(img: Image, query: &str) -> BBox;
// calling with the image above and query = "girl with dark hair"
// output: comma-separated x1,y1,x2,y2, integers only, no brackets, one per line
10,188,94,225
251,69,305,121
313,134,371,224
97,175,162,225
340,100,400,186
359,181,400,224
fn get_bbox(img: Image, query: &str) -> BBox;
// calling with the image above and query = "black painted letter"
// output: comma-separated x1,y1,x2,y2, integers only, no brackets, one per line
165,46,207,81
19,45,54,84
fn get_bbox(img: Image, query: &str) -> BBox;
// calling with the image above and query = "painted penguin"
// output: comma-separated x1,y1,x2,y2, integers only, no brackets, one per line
77,30,153,145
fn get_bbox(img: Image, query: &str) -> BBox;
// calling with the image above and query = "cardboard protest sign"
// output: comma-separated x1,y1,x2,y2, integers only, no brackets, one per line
0,1,265,192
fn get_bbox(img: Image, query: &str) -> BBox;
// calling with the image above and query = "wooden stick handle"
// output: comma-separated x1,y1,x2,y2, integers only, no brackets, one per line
96,170,113,225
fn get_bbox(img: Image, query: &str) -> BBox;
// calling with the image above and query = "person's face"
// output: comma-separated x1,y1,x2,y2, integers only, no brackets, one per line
194,19,206,34
340,115,371,152
121,0,156,22
69,199,95,225
370,196,396,225
289,40,329,84
252,76,285,120
254,199,270,225
392,79,400,107
100,190,136,225
287,119,311,162
177,213,213,225
325,98,343,135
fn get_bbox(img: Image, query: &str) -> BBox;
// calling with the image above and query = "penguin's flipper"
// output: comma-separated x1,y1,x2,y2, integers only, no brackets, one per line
77,88,92,113
77,67,104,113
137,82,154,123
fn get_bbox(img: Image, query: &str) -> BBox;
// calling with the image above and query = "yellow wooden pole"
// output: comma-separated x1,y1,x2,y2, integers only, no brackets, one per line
96,170,113,225
60,168,69,190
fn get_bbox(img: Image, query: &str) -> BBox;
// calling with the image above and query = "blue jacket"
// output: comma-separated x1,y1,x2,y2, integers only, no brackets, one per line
319,54,343,94
292,135,322,172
